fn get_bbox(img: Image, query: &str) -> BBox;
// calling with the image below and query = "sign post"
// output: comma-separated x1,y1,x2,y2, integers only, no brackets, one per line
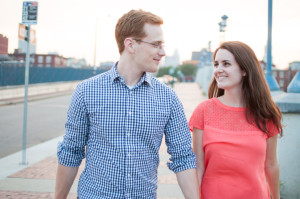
21,1,38,165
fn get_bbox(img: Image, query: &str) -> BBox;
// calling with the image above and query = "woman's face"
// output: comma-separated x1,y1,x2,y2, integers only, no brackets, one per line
213,49,246,91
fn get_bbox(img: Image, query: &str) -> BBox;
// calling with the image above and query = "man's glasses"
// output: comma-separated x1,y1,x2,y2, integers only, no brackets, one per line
133,39,165,50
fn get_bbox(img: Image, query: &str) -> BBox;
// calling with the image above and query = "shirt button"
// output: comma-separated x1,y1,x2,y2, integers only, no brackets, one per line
128,174,131,178
126,193,130,197
128,112,132,115
127,153,131,157
127,133,130,136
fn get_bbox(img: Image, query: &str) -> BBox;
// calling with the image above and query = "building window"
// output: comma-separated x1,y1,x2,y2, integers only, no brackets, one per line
272,71,277,78
279,80,284,87
38,64,43,67
280,71,284,78
38,56,43,63
46,56,52,63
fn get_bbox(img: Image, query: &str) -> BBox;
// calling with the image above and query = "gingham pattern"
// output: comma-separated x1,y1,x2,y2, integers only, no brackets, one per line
57,63,197,199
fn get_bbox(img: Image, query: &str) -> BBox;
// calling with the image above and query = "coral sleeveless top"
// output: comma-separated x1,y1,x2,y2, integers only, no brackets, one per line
189,98,279,199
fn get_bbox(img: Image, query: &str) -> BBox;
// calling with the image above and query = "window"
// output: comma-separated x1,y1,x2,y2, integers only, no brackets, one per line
46,56,52,63
279,80,284,87
280,71,284,78
38,56,43,63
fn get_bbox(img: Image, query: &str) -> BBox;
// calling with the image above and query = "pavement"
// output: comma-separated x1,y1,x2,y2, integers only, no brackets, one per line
0,82,207,199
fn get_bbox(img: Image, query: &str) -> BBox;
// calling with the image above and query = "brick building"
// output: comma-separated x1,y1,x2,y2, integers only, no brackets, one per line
10,52,67,68
272,69,298,92
0,34,8,55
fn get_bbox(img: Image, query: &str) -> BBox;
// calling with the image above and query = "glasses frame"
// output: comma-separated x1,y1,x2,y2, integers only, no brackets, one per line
133,39,165,50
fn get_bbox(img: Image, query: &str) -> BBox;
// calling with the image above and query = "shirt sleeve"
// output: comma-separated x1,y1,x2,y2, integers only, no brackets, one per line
164,92,197,173
57,82,89,167
189,101,205,131
267,120,280,138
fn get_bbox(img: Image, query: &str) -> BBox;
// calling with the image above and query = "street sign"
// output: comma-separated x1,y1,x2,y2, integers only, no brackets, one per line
18,23,36,44
22,1,38,25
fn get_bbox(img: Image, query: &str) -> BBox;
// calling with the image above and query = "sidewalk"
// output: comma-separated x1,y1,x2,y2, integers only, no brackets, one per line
0,82,207,199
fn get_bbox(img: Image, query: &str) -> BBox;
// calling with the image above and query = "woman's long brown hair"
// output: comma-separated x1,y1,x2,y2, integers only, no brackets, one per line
208,41,282,136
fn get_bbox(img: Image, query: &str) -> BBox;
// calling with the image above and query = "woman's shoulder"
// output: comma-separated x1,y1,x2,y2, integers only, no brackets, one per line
196,98,216,110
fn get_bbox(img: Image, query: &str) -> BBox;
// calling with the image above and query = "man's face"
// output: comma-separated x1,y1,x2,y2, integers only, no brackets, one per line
132,23,166,73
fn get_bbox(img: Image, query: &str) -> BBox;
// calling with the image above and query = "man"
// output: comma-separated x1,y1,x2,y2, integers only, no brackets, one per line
55,9,199,199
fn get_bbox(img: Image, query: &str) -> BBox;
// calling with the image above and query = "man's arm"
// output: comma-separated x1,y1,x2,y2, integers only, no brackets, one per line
176,168,200,199
55,163,79,199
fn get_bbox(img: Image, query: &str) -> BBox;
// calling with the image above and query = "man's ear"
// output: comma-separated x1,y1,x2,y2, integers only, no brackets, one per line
124,38,135,53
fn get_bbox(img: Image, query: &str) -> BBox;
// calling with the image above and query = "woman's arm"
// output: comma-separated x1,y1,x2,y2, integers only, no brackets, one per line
192,127,205,196
265,134,280,199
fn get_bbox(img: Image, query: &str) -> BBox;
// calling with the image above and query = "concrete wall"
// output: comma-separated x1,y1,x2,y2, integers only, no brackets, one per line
0,81,80,100
277,112,300,198
195,65,213,95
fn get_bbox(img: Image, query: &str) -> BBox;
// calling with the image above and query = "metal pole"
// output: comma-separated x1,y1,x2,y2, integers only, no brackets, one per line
265,0,280,91
266,0,272,76
93,18,98,67
21,24,31,165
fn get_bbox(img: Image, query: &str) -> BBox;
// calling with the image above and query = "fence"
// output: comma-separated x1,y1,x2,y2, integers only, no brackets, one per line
0,65,108,86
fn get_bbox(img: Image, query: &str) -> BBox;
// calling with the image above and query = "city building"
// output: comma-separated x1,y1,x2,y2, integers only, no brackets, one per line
289,61,300,70
0,34,8,55
164,49,180,67
67,58,88,68
190,41,213,68
182,60,199,67
10,51,68,68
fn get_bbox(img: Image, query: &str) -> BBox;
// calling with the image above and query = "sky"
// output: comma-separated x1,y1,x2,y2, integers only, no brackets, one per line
1,0,300,69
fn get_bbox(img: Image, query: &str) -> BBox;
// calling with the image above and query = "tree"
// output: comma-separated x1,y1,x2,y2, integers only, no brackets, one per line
178,64,197,77
157,66,173,77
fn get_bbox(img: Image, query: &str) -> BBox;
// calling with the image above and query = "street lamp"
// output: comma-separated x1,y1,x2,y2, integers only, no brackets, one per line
218,15,228,43
265,0,280,91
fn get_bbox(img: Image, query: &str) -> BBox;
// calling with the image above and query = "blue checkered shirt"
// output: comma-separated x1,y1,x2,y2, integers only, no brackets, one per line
57,63,197,199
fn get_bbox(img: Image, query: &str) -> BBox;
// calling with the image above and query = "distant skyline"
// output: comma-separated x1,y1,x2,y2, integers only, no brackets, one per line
1,0,300,69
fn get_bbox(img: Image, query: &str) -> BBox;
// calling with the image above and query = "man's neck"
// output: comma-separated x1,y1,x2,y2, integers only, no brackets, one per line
117,58,144,87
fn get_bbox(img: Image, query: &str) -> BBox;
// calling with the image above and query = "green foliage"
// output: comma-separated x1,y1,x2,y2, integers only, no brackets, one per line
178,64,197,76
157,66,173,77
156,64,197,82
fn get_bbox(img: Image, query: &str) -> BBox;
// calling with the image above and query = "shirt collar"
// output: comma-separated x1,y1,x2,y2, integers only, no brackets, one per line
109,62,153,88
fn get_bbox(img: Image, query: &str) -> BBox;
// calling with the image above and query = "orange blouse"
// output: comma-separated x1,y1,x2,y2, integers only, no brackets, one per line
189,98,279,199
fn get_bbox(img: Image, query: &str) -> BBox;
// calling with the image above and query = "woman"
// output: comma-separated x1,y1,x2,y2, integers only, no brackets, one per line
189,41,282,199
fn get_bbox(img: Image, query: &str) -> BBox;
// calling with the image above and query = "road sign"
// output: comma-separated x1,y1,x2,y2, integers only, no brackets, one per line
22,1,38,25
18,23,36,44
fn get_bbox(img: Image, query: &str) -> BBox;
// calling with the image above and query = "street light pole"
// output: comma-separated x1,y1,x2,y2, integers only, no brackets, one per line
218,15,228,44
265,0,280,91
93,18,98,67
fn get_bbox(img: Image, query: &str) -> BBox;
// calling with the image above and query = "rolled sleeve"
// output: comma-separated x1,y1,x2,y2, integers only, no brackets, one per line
164,93,197,173
57,83,89,167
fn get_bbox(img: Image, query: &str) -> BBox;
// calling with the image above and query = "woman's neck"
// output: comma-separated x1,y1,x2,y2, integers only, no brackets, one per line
219,89,245,107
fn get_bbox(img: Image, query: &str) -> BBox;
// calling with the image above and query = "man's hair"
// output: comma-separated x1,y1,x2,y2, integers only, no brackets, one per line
208,41,282,136
115,9,163,54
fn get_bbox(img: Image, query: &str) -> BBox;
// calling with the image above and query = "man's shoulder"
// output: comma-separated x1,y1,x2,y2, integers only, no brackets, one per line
150,76,174,93
78,70,111,89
